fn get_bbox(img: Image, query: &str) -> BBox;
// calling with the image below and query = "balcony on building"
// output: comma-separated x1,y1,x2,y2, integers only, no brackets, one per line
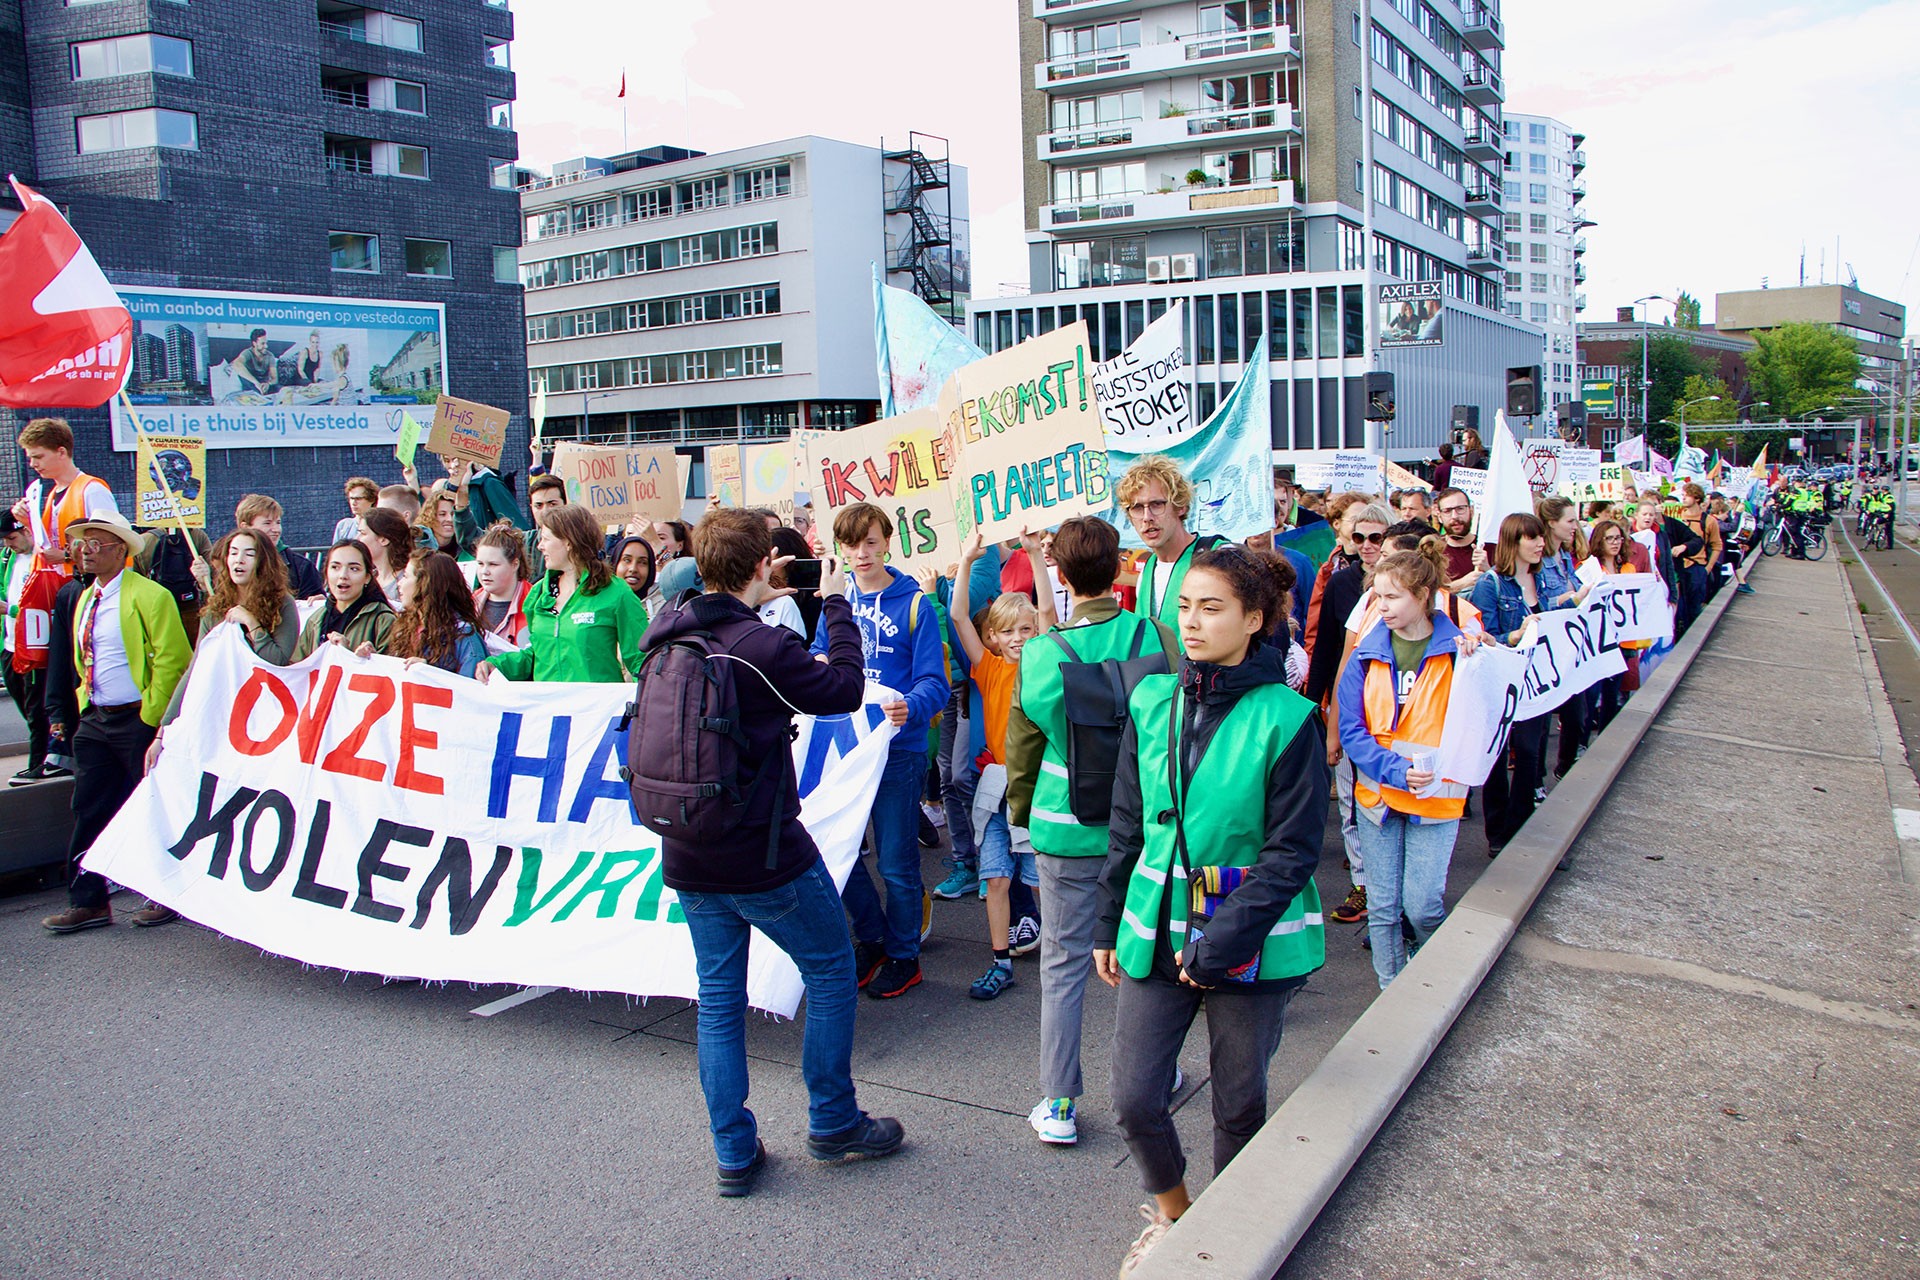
1571,176,1587,200
1460,3,1504,51
1574,261,1587,284
1038,102,1299,162
317,2,423,52
1043,178,1297,231
1571,147,1586,174
1031,0,1159,17
1573,234,1587,256
1461,63,1503,108
1462,181,1498,210
1463,123,1502,163
1035,22,1299,92
1575,292,1588,313
1465,238,1502,272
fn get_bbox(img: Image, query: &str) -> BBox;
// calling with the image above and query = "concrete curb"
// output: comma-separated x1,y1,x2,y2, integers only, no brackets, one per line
1129,564,1755,1280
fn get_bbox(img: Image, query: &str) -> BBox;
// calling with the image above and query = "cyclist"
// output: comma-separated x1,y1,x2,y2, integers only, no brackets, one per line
1863,486,1896,549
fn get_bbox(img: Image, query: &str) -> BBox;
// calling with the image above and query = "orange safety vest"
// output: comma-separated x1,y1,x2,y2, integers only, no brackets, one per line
35,473,107,577
1355,650,1468,820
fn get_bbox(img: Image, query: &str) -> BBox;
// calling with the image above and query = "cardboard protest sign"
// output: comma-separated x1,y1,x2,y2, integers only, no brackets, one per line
134,433,206,528
800,411,957,574
741,442,796,522
552,443,682,525
707,443,744,507
1520,440,1566,493
1331,451,1384,495
426,394,509,467
1554,449,1605,501
944,322,1111,542
1092,300,1192,447
83,629,895,1017
1385,460,1431,493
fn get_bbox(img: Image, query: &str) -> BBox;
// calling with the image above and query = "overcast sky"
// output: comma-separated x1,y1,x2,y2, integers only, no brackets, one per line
510,0,1918,330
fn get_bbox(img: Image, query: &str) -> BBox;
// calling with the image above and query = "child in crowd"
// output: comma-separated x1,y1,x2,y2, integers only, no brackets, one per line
952,530,1051,999
472,520,533,647
291,539,394,661
390,550,488,678
1337,550,1480,989
479,504,648,685
812,502,950,1001
1094,546,1329,1273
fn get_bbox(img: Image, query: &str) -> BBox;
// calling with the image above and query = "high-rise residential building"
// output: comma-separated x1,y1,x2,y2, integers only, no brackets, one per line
1499,111,1590,409
0,0,527,541
517,136,969,461
975,0,1543,459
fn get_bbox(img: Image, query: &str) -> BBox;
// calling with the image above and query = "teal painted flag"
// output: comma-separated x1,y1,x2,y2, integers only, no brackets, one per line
1103,340,1274,549
1275,520,1337,570
873,264,985,418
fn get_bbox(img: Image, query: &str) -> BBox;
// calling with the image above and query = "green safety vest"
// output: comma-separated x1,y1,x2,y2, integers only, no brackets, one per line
1017,609,1179,857
1114,674,1324,983
1134,535,1222,645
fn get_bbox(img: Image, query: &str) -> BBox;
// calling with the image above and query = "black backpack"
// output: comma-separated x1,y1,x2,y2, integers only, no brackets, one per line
623,599,791,869
1051,621,1170,825
148,530,201,607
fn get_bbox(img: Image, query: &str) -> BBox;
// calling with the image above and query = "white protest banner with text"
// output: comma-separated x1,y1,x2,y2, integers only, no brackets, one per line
1434,642,1530,787
1331,451,1384,494
1449,466,1486,506
1092,300,1192,447
84,630,893,1017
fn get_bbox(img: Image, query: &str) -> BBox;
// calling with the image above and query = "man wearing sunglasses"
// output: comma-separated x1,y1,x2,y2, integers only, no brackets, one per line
40,512,191,934
1117,455,1225,647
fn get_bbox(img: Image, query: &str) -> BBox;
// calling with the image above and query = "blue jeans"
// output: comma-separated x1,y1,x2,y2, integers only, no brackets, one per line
1357,810,1460,990
938,687,979,866
841,747,928,960
676,859,866,1168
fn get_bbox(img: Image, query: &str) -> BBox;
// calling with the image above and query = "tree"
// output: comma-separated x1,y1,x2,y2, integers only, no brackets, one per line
1674,373,1773,461
1746,322,1861,420
1673,292,1702,331
1635,334,1710,452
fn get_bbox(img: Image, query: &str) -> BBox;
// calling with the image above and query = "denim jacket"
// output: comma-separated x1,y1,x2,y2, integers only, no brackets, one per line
1469,570,1537,644
1536,549,1581,611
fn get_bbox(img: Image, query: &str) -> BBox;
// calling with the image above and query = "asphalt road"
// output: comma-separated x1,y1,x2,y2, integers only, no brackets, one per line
0,737,1516,1279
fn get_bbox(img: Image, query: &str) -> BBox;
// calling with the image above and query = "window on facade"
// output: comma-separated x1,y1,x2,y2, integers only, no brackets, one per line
405,238,451,277
1052,90,1144,132
1047,19,1141,60
76,108,197,153
392,80,426,113
625,187,672,221
678,176,726,211
486,98,513,129
572,198,617,231
1342,285,1364,357
493,246,518,284
330,231,379,273
1528,122,1548,144
1530,213,1549,233
486,40,510,69
734,164,791,203
1529,243,1547,263
72,34,193,79
1528,183,1547,204
1528,152,1547,174
1530,303,1548,323
1053,163,1145,203
490,160,516,189
1529,272,1547,292
393,144,428,178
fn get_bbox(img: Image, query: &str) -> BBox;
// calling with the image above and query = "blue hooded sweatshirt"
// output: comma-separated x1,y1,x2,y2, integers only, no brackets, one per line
811,564,950,755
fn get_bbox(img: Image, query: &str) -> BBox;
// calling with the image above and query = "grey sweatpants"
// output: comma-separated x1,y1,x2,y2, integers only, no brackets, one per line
1110,974,1294,1195
1036,852,1103,1100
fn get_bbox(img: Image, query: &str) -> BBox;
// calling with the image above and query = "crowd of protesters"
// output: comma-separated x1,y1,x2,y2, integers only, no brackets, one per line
8,413,1783,1275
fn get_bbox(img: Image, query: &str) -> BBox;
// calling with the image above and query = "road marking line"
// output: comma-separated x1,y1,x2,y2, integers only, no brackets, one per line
1895,809,1920,842
471,985,558,1017
1842,521,1920,662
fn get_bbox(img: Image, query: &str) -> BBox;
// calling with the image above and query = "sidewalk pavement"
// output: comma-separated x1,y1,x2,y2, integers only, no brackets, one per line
1281,552,1920,1278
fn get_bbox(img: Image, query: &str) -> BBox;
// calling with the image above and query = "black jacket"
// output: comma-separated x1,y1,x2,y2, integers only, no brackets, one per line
1095,646,1330,989
646,592,866,895
280,544,325,599
1305,561,1367,705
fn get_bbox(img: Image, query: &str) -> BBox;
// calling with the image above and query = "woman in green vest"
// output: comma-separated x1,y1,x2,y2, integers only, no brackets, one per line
1093,545,1331,1276
478,502,648,685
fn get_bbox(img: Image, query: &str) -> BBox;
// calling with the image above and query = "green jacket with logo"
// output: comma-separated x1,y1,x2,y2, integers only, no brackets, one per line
1005,598,1178,856
1100,667,1326,986
485,570,648,683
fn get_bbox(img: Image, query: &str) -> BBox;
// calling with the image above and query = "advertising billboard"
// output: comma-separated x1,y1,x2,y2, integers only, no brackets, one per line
1378,280,1444,348
111,286,448,451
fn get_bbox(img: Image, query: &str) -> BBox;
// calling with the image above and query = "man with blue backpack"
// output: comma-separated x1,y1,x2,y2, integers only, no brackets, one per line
631,507,905,1197
811,502,952,1000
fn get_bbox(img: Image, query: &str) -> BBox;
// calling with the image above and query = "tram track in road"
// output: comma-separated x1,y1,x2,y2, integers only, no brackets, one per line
1837,518,1920,798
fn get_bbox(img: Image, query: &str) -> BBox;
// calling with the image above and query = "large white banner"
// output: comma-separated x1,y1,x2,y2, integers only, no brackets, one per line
1092,300,1192,447
1434,575,1671,786
84,628,894,1017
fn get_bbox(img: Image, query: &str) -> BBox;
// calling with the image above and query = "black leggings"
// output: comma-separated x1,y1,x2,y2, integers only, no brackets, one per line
1482,714,1549,850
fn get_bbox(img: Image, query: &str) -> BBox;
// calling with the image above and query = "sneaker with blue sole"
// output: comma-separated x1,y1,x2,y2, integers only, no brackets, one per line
1028,1097,1077,1144
932,861,979,900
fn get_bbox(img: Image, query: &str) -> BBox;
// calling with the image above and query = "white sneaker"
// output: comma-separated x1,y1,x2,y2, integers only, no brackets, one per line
1029,1097,1078,1145
1170,1064,1184,1099
920,800,947,828
1119,1204,1174,1277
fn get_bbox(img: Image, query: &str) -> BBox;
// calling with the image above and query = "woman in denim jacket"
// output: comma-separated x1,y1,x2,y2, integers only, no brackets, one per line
1534,496,1590,776
1469,513,1549,856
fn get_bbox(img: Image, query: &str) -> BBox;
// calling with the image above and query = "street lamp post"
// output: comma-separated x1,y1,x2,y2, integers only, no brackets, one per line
1675,394,1721,456
1631,293,1671,432
582,390,620,443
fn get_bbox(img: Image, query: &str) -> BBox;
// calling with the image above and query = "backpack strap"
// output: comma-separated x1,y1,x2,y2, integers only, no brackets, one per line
1049,630,1083,663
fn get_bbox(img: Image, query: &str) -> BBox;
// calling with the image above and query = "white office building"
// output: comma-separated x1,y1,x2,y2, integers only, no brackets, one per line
970,0,1543,460
519,136,969,446
1498,112,1591,409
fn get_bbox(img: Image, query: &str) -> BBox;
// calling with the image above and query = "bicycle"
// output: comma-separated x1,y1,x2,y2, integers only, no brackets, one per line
1861,509,1895,552
1761,522,1784,557
1803,513,1830,561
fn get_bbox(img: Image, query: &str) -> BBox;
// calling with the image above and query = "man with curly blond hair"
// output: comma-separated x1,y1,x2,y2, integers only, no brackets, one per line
1117,455,1225,644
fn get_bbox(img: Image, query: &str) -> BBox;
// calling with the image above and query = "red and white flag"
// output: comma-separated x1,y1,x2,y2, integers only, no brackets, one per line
617,71,626,99
0,176,132,409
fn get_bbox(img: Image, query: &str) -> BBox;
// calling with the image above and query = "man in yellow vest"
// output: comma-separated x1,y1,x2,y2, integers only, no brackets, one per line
40,512,191,934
